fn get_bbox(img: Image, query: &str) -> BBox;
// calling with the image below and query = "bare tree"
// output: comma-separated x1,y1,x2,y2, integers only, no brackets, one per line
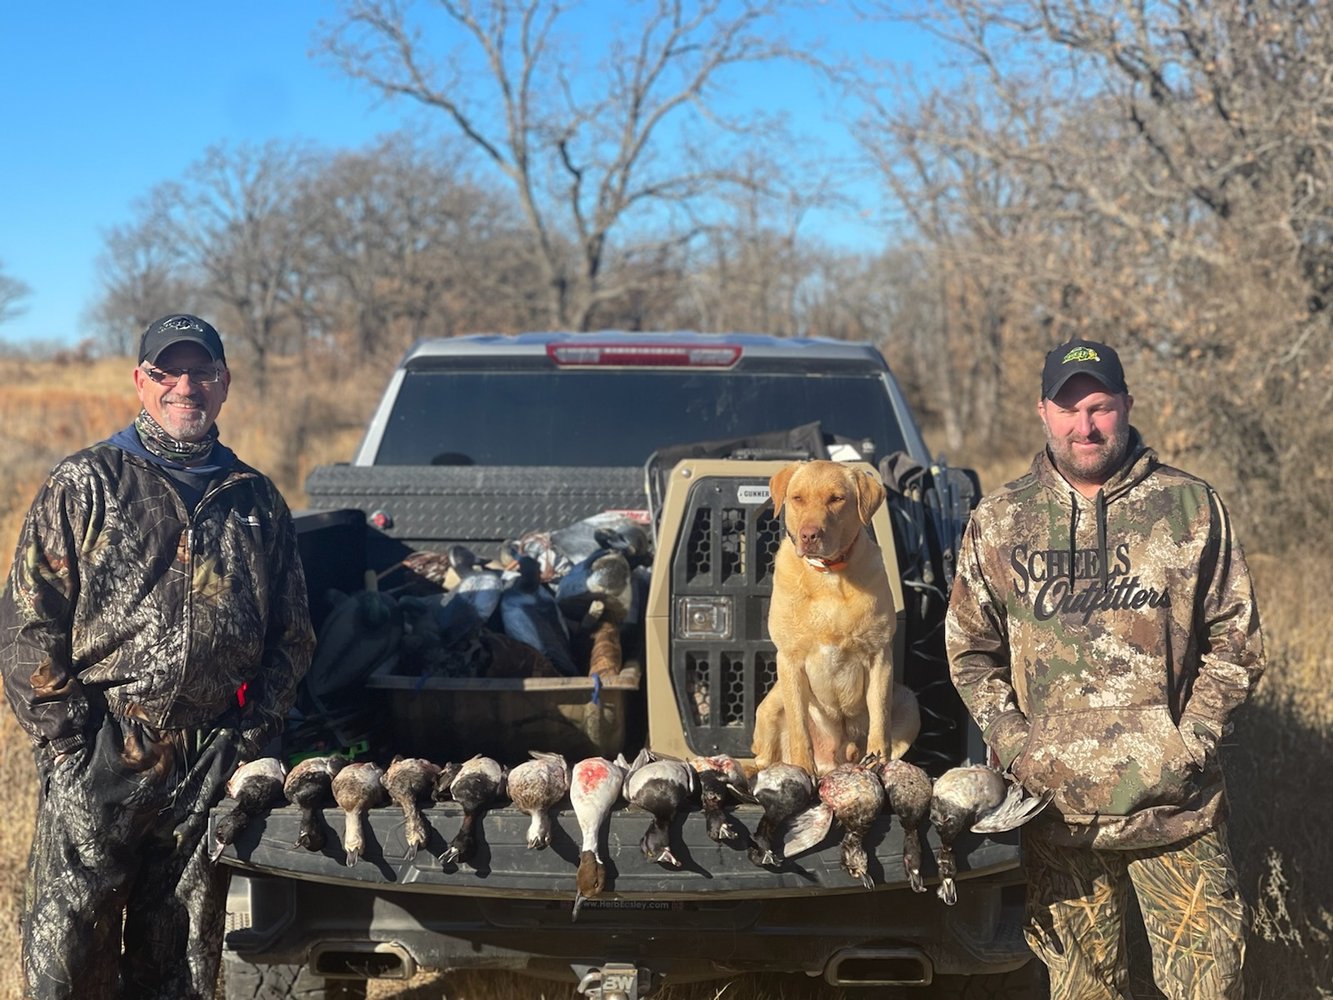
0,260,32,327
189,142,329,387
300,133,546,362
317,0,814,330
856,0,1333,542
88,222,202,356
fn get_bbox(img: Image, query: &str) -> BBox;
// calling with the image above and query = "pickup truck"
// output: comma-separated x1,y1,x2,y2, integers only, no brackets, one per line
214,332,1034,999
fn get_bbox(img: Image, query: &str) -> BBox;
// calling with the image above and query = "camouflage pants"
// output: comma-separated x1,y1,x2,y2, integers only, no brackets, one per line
1023,827,1245,1000
22,709,242,1000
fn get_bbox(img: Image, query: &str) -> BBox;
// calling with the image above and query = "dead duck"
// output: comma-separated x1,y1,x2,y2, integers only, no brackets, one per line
507,750,570,850
783,759,886,888
570,754,628,920
211,757,287,862
929,765,1053,905
384,756,443,854
746,762,815,868
441,755,507,866
331,761,388,867
874,757,933,893
688,754,755,843
624,748,696,868
430,760,463,802
283,754,348,852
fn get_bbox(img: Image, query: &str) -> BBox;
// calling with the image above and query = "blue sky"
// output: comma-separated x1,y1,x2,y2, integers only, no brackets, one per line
0,2,931,348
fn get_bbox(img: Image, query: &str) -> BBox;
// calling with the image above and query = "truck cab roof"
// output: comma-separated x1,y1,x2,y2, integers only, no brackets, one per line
356,332,929,468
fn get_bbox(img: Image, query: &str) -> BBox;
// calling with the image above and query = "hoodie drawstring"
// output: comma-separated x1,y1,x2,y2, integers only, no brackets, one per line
1068,498,1078,589
1068,490,1111,591
1096,489,1109,591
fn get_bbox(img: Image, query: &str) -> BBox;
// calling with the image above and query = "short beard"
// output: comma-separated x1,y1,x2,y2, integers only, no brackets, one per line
1045,422,1131,486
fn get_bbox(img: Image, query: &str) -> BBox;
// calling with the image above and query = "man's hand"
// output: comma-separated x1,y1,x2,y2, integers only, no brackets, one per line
1179,719,1220,769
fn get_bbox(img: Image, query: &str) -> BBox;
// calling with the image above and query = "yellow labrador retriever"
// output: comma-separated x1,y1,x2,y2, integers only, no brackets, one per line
752,460,920,774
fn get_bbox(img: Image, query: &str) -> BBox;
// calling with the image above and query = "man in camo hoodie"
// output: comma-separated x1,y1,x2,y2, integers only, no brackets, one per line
946,338,1264,1000
0,315,315,999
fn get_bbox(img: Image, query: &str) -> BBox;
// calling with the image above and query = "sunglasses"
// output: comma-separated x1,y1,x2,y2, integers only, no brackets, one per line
140,364,224,387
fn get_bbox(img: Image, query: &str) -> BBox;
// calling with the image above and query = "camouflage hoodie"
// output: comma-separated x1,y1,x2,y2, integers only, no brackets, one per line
945,431,1264,849
0,439,315,759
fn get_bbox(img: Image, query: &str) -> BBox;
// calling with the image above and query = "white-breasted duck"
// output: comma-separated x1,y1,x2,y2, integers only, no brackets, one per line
688,754,755,843
570,753,629,920
283,754,348,852
507,750,570,850
211,757,287,862
624,748,696,868
441,754,507,865
746,762,815,868
874,757,933,893
929,765,1053,905
384,756,443,854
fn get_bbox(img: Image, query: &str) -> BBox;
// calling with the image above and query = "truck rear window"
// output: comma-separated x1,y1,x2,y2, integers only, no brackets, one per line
373,370,908,467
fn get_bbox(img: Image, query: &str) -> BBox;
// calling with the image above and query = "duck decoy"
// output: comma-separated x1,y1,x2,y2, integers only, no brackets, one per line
331,761,388,867
499,556,579,677
782,759,885,888
441,754,507,865
556,544,634,632
447,545,505,626
211,757,287,862
624,748,697,868
874,757,933,893
507,751,570,850
746,762,815,868
929,765,1053,905
384,756,443,854
283,754,348,852
570,754,629,920
688,754,755,843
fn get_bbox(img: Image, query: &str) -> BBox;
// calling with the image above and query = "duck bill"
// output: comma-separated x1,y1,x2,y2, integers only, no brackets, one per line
656,846,681,868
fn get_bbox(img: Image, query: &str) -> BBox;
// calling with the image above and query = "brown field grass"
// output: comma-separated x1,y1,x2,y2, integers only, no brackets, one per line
0,357,1327,999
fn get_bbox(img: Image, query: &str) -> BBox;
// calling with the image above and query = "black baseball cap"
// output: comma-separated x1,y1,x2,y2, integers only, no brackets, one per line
138,314,226,366
1041,338,1127,399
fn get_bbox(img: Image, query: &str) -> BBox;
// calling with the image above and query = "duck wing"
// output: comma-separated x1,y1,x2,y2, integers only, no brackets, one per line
971,783,1054,833
778,802,835,859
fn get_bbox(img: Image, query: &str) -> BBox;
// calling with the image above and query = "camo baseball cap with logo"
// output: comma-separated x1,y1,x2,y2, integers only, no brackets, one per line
1041,338,1127,399
138,313,226,366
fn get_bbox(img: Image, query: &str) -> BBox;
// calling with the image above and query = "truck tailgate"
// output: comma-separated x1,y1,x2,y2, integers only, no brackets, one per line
213,801,1021,898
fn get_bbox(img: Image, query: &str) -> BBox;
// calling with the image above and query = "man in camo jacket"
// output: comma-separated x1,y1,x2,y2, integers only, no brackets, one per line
946,338,1264,1000
0,314,315,1000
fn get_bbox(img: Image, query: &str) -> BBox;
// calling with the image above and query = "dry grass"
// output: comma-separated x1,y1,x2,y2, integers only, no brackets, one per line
0,366,1327,999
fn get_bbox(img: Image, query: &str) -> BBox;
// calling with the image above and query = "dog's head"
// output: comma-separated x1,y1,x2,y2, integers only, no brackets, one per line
769,461,887,561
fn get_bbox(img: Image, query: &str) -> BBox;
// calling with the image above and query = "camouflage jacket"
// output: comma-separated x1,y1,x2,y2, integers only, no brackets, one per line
0,441,315,758
945,431,1264,849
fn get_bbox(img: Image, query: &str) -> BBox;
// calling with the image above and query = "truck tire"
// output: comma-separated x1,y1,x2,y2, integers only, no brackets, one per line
221,954,369,1000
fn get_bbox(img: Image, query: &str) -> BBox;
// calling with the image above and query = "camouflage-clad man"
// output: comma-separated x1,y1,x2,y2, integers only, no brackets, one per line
946,338,1264,1000
0,315,315,999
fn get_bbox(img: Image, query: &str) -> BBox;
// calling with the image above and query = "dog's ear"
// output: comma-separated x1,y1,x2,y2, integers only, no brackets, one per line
769,464,799,515
853,468,887,525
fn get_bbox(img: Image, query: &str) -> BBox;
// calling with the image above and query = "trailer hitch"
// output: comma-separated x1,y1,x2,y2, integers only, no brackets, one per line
574,962,654,1000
